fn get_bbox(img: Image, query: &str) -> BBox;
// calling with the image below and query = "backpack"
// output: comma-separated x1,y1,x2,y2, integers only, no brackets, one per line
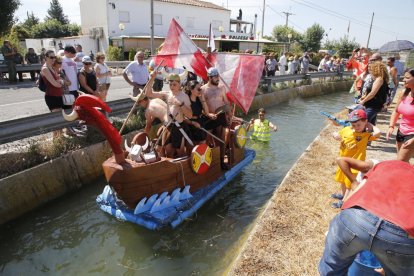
38,74,47,92
38,67,53,93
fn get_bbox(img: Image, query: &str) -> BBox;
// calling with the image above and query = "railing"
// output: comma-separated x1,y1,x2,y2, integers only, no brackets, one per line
0,71,353,144
0,99,134,144
0,61,133,74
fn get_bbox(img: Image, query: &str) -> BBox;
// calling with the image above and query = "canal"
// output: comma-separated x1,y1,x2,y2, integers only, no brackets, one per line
0,90,353,275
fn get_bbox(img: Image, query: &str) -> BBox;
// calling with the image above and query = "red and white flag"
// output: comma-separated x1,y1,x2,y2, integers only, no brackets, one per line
155,19,264,113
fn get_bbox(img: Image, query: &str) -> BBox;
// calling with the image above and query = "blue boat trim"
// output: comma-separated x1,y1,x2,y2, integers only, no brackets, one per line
96,149,256,230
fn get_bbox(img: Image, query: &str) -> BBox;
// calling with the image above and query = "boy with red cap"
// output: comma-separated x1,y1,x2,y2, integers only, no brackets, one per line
331,109,381,208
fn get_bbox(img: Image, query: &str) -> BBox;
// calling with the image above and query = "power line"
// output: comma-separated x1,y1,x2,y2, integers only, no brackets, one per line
266,5,305,31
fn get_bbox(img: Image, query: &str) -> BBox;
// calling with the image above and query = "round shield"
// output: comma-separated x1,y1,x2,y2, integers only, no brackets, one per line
191,144,213,174
234,125,247,148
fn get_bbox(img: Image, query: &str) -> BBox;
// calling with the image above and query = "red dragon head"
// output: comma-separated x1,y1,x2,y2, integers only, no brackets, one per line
62,95,125,164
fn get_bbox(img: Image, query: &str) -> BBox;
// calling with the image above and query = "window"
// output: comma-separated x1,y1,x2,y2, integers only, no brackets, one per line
186,17,195,28
119,11,130,23
154,14,162,25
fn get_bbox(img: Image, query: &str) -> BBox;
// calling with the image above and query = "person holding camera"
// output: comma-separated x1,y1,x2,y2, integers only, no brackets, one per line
346,47,370,90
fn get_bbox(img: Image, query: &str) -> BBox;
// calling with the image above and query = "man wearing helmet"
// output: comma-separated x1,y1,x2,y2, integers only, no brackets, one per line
201,67,231,169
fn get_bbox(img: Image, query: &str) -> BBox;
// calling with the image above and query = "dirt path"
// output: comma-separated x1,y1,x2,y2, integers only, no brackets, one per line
228,101,407,275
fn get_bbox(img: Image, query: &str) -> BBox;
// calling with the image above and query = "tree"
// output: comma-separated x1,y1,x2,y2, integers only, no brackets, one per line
271,25,301,43
32,19,74,38
45,0,69,24
299,23,325,52
0,0,21,36
22,11,40,30
323,36,360,58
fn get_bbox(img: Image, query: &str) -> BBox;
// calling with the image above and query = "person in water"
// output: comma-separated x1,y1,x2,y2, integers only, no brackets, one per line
247,108,277,142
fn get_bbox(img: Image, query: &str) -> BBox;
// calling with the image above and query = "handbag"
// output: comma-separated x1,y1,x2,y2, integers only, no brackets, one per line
62,94,75,106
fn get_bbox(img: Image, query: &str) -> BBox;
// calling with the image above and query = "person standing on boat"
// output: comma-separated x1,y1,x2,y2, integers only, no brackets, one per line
145,71,193,158
247,108,277,142
201,67,231,170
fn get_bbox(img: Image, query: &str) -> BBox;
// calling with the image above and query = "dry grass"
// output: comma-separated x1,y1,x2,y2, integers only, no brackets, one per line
228,103,401,276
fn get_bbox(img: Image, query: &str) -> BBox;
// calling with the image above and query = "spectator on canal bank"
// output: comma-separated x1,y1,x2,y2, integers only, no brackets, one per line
25,48,40,81
74,44,85,72
319,160,414,276
358,61,389,125
94,52,112,102
266,54,277,77
331,109,380,208
62,45,79,99
123,51,149,97
299,52,311,74
386,68,414,162
279,52,287,75
1,40,17,83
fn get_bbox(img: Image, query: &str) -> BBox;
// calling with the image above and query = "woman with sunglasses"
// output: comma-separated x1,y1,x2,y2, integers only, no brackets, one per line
53,55,73,108
78,56,98,96
41,50,64,112
94,52,111,101
184,80,213,144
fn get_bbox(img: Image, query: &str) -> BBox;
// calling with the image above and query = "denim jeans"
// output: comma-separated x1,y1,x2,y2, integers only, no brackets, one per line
319,208,414,276
365,107,381,125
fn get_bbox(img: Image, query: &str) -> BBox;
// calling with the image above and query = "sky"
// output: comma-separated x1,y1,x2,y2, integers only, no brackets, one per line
16,0,414,49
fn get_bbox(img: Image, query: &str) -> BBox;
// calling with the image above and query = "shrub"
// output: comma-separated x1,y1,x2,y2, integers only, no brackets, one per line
106,45,123,61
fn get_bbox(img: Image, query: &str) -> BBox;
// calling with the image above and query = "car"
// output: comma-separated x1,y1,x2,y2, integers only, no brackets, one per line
0,54,4,64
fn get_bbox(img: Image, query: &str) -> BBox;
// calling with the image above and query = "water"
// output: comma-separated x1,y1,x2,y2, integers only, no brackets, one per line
0,91,353,275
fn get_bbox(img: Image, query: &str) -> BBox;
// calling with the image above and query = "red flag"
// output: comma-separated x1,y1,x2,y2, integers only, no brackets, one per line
155,19,264,113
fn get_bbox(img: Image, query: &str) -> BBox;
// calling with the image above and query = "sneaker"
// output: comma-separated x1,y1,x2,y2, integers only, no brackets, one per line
331,200,343,209
330,193,344,200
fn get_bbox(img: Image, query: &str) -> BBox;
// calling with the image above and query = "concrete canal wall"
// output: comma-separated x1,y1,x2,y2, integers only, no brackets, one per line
0,80,352,225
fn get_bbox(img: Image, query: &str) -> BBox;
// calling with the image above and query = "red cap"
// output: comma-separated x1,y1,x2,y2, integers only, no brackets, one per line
348,109,367,122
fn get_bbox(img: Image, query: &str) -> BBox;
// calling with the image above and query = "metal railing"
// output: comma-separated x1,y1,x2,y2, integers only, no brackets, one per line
0,61,132,74
0,71,353,144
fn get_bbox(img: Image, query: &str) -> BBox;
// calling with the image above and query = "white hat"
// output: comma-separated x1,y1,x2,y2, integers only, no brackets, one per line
82,56,92,63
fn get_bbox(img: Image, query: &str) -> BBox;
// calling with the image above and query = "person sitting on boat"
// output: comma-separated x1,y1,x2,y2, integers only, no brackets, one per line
131,90,168,140
184,80,214,145
146,71,193,158
247,108,277,142
201,67,231,170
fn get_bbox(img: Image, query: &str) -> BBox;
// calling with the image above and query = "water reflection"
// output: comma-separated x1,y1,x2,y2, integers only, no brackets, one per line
0,91,353,275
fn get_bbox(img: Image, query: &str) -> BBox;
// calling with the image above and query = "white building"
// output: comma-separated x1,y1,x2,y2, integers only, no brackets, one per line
80,0,275,55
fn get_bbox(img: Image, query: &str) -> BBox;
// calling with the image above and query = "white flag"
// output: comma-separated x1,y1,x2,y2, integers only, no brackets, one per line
207,22,216,51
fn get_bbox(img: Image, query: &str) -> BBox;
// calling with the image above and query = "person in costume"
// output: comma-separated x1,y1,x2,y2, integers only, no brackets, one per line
247,108,277,142
331,109,380,208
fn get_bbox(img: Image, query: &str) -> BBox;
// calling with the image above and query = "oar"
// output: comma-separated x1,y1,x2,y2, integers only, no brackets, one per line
119,59,165,135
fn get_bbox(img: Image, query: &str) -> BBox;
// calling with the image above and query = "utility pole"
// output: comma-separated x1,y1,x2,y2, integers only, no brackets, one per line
150,0,154,55
366,12,374,49
282,11,294,28
261,0,265,38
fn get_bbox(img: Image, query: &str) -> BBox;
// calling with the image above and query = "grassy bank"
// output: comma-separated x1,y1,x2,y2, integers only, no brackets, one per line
228,102,404,275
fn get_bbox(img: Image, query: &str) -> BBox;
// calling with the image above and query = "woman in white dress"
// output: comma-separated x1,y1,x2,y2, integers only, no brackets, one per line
94,52,112,102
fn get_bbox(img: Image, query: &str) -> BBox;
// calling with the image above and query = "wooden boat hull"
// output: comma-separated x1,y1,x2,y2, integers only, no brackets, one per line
102,146,245,209
97,148,255,230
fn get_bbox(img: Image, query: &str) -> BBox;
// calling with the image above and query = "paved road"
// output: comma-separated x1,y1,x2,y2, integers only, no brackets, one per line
0,76,136,122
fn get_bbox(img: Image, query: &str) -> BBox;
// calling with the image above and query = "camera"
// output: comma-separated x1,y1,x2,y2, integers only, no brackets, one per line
354,48,360,52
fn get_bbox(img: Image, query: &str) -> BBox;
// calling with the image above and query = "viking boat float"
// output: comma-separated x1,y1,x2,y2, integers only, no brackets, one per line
63,95,255,230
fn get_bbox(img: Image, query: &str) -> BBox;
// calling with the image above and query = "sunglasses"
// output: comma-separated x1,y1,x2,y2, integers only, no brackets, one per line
83,62,92,65
56,61,62,64
47,56,56,59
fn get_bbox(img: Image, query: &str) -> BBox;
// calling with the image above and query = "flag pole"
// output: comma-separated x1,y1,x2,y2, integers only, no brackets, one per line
119,59,165,135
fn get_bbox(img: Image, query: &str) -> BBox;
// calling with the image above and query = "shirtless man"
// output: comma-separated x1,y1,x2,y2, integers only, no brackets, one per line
201,67,231,169
132,91,168,139
145,71,193,158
